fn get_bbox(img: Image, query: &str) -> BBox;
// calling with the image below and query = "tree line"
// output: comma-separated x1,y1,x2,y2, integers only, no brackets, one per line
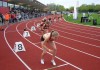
47,3,100,13
78,4,100,12
47,3,66,12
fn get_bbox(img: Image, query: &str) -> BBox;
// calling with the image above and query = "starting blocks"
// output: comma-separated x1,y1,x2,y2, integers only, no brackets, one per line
31,26,36,31
23,31,30,37
13,41,26,52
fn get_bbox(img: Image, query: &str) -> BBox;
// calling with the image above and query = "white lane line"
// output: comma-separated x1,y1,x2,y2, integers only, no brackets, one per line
26,21,100,59
52,24,100,36
4,24,32,70
18,22,82,70
58,21,100,34
44,64,68,70
50,28,100,48
60,35,100,48
55,42,100,59
51,27,100,42
5,30,24,33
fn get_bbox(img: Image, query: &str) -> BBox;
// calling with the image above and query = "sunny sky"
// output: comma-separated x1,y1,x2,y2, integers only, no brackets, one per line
37,0,100,8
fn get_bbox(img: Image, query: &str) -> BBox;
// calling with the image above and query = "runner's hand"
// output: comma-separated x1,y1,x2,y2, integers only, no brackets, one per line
49,49,53,53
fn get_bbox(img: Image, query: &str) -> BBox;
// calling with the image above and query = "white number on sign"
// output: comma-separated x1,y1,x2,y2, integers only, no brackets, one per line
18,44,23,50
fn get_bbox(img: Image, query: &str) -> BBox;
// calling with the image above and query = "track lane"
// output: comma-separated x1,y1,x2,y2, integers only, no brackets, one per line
62,19,100,31
33,18,100,58
50,27,100,47
0,25,29,70
16,19,69,70
50,26,100,44
3,15,100,70
26,19,98,67
4,23,31,70
24,19,83,70
34,19,100,57
58,21,100,34
49,26,100,57
52,24,100,39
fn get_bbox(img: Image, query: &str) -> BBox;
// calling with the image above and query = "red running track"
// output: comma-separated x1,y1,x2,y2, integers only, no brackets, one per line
0,15,100,70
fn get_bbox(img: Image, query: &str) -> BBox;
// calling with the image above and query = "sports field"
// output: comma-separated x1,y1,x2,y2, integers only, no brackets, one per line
64,13,100,27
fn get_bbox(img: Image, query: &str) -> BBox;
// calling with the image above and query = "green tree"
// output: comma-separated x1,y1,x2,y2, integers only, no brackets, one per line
69,7,74,12
78,4,100,12
78,4,88,12
94,4,100,12
47,3,66,12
